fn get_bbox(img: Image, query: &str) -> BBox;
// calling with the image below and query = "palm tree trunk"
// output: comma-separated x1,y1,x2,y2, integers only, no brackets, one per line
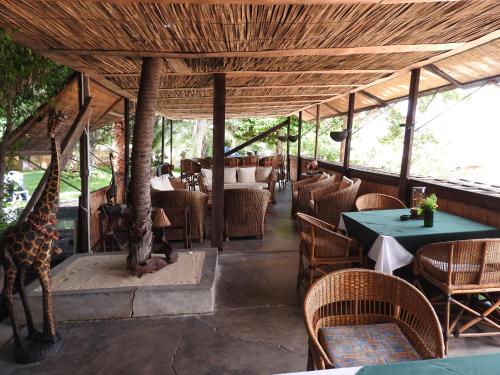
127,57,163,272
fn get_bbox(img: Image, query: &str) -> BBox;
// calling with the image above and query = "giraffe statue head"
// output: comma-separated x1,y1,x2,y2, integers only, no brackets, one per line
47,108,67,138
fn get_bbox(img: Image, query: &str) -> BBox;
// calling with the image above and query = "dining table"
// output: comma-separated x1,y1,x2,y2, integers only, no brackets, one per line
275,353,500,375
338,208,500,274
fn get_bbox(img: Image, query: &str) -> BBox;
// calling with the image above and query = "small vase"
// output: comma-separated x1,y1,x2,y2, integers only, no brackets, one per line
423,210,434,227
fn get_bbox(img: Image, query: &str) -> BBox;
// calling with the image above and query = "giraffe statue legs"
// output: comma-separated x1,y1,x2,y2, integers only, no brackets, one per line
0,109,66,363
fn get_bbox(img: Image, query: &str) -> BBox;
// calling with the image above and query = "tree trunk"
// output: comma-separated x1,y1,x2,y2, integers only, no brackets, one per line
127,57,163,274
112,120,126,204
0,105,14,221
193,119,207,158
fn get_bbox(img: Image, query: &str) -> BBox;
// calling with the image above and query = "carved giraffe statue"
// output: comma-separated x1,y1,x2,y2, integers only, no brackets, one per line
0,109,66,362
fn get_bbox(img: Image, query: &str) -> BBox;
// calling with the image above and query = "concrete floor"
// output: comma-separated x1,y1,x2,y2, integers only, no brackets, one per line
1,186,499,374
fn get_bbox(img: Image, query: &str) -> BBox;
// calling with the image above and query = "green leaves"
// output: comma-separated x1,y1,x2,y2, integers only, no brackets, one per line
418,193,438,215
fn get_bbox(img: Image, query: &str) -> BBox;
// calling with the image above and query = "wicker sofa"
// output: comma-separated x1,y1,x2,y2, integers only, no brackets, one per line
151,175,208,243
198,166,277,204
224,188,271,239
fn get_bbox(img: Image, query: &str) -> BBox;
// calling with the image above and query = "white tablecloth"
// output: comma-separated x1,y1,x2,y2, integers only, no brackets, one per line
338,217,414,274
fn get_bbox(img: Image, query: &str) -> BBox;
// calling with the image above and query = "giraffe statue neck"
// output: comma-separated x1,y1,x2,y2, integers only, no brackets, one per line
32,135,61,224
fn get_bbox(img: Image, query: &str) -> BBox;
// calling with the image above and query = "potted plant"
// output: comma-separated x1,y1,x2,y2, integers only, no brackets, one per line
418,194,438,227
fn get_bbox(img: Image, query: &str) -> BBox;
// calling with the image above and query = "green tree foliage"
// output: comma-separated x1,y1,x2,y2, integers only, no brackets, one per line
0,29,72,223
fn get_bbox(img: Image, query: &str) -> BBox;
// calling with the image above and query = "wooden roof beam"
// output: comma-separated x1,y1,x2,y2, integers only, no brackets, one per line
359,90,386,105
296,30,500,114
44,43,461,59
425,64,463,87
103,69,394,77
125,84,362,91
165,58,192,74
31,1,466,4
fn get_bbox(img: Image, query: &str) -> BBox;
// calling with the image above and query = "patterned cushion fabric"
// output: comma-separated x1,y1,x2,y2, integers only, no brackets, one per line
224,167,237,184
238,167,257,183
318,323,420,368
256,166,272,182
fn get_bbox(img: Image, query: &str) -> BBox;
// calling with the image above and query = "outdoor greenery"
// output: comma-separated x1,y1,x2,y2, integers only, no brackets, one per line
0,28,72,227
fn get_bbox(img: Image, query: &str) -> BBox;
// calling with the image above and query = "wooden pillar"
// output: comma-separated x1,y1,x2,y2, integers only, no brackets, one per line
343,93,355,172
286,116,290,182
211,73,226,251
169,119,173,164
161,116,165,165
297,111,302,180
399,68,421,202
314,104,320,160
77,73,91,253
124,98,131,202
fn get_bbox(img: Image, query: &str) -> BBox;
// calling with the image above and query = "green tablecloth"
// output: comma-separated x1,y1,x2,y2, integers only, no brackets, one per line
342,209,500,255
357,353,500,375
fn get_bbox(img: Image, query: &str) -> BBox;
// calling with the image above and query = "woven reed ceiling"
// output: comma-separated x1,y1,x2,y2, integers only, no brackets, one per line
0,1,499,119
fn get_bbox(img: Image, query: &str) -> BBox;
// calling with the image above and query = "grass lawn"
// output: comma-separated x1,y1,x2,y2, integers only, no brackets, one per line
23,168,113,203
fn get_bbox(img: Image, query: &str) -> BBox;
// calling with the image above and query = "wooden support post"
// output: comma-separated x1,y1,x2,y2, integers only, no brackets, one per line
77,73,91,253
286,116,291,182
161,116,165,165
170,119,173,164
124,98,130,202
343,93,355,172
314,104,320,160
297,111,302,180
212,73,226,251
399,68,421,202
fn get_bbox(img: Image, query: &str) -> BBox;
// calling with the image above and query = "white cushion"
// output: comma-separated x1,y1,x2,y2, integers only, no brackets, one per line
150,175,174,191
201,168,213,186
224,167,237,184
339,176,354,190
206,182,268,191
256,166,272,182
237,167,256,183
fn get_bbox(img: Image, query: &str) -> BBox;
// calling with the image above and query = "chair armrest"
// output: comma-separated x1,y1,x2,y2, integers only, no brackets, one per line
310,182,341,201
198,174,208,193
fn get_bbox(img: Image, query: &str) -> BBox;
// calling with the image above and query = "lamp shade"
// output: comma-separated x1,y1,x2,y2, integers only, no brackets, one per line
330,130,348,142
277,135,287,142
287,135,298,143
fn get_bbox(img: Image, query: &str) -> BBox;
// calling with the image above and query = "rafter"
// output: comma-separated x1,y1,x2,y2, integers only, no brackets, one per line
103,69,395,77
359,90,386,105
45,43,461,59
29,1,464,4
296,30,500,117
425,64,463,87
165,58,192,74
123,84,362,92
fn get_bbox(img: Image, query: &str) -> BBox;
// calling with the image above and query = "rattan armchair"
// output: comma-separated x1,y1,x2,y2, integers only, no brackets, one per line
304,269,445,370
309,178,361,226
296,213,362,290
414,239,500,353
180,159,201,191
151,189,208,243
296,176,337,216
355,193,406,211
291,174,326,216
224,188,270,240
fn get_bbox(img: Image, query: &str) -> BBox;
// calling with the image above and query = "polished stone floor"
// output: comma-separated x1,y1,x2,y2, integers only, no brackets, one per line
0,186,499,375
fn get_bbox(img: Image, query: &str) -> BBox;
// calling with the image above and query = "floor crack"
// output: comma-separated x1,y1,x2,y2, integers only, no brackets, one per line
171,320,188,375
195,315,305,354
130,287,137,318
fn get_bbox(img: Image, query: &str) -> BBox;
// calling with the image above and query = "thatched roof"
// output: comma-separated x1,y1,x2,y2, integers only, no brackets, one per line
0,1,499,120
7,75,126,155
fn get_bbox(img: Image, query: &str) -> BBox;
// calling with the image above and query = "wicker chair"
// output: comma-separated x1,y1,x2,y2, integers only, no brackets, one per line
414,239,500,353
291,174,326,216
240,155,259,167
309,178,361,226
296,213,362,290
356,193,406,211
224,188,270,240
304,269,445,370
224,157,240,167
180,159,201,191
151,189,208,244
200,157,212,169
296,176,337,216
